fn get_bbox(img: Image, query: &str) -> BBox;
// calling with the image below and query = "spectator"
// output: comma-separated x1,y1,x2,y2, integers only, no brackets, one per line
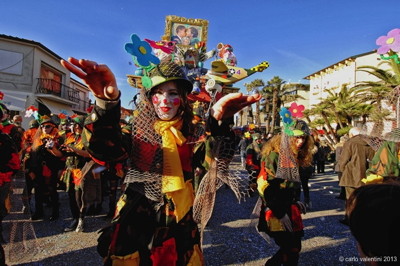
12,114,23,127
246,133,263,187
346,183,400,264
337,127,375,225
314,140,326,173
237,135,251,169
334,135,349,199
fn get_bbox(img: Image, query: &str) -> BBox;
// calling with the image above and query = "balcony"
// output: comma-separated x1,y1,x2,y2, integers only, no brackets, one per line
35,78,90,113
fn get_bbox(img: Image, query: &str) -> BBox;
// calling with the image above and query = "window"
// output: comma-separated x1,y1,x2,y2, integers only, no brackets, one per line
0,49,23,75
40,64,62,94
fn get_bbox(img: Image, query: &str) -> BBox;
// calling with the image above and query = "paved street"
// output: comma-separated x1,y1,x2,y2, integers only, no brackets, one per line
3,158,362,265
203,161,361,265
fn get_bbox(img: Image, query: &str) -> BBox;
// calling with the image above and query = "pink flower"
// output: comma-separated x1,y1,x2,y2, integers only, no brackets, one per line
376,28,400,54
289,102,305,118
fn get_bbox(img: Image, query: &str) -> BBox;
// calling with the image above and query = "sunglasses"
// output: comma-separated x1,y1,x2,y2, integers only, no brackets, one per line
41,124,53,129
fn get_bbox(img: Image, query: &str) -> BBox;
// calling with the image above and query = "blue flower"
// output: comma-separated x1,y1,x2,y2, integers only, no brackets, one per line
279,107,293,124
125,34,160,67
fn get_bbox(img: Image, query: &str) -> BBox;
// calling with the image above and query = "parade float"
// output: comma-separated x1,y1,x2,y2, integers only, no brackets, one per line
125,15,269,121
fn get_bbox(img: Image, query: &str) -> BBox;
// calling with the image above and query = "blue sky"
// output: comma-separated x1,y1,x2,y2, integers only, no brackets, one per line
1,0,399,108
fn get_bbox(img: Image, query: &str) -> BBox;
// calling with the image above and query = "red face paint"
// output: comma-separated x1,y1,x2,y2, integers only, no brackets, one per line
152,96,159,104
173,98,180,106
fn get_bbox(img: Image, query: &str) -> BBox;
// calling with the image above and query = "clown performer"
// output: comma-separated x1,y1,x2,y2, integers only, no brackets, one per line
27,116,64,221
256,105,314,266
60,38,262,264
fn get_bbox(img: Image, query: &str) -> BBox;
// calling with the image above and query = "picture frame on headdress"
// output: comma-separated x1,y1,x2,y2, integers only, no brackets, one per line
162,15,209,48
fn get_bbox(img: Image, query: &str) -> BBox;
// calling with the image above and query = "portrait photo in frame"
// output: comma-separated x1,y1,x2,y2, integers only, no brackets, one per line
162,15,209,47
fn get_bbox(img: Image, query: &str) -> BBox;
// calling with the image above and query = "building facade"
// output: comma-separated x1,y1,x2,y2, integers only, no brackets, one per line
0,34,90,129
304,50,395,134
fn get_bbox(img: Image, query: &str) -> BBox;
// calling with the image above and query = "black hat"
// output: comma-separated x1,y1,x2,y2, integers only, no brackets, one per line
29,119,39,129
293,120,310,136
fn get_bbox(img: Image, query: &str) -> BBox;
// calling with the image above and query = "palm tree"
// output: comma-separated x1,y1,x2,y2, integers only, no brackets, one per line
311,102,339,143
352,65,399,135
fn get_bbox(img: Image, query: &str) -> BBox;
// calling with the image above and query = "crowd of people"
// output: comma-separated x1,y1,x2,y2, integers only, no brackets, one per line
238,120,400,265
1,56,399,265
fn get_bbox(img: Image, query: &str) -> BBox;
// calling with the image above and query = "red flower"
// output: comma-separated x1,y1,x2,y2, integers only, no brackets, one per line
0,91,4,100
289,103,305,118
58,113,67,119
26,105,38,112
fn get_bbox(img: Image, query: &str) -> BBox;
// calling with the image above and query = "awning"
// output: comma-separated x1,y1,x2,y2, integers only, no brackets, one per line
37,98,75,116
1,90,27,111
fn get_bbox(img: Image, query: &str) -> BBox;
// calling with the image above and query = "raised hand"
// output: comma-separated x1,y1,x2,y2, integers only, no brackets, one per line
60,57,119,100
211,92,262,120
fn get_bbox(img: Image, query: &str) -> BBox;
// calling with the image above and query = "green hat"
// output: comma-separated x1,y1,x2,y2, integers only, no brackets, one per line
143,61,193,93
72,115,86,128
40,115,57,126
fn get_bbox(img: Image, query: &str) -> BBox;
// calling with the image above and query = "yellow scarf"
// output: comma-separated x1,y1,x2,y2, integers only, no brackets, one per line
154,118,187,192
154,118,194,222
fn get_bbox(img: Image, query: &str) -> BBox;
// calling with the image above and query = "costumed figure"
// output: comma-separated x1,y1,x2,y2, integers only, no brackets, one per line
27,116,64,220
60,32,262,265
0,102,23,151
364,128,400,184
59,115,92,232
217,43,237,67
256,105,313,266
0,104,20,246
245,132,264,190
21,118,39,213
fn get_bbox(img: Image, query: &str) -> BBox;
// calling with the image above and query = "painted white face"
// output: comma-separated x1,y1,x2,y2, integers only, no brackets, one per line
151,81,181,121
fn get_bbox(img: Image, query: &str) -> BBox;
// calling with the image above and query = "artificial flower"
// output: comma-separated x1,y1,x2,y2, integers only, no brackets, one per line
249,124,256,130
0,91,3,100
289,103,305,118
376,28,400,55
125,34,160,67
25,105,39,118
279,107,293,124
58,113,67,119
244,132,251,139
